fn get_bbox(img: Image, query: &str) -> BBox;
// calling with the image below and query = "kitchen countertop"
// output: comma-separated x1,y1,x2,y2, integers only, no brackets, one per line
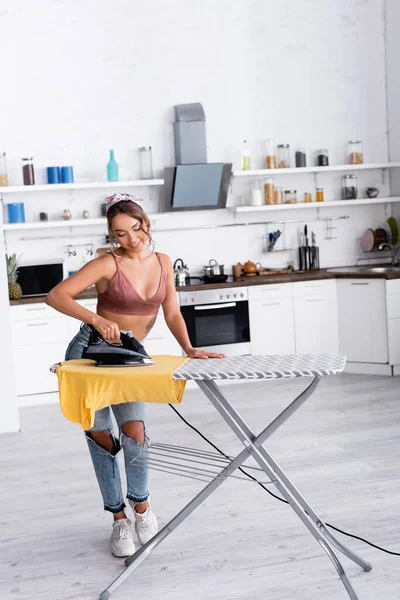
9,266,400,305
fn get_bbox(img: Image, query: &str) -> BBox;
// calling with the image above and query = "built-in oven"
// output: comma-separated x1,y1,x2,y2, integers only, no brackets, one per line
179,287,250,356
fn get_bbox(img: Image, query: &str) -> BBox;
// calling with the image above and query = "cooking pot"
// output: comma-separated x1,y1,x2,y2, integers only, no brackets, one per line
203,259,225,277
173,258,190,287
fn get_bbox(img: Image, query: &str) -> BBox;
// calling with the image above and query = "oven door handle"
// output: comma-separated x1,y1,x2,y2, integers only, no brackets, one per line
194,302,237,311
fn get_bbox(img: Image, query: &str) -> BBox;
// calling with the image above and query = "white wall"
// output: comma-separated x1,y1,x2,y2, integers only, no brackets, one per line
1,0,392,275
386,0,400,220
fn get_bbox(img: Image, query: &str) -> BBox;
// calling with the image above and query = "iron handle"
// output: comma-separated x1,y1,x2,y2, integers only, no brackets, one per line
351,282,369,286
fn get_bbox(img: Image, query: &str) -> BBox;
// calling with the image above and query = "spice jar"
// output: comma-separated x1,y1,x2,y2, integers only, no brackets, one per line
304,192,312,203
63,208,72,220
139,146,153,179
265,138,277,169
295,147,307,168
316,187,324,202
277,144,290,168
264,177,274,205
316,149,329,167
342,175,358,199
348,141,363,164
0,152,8,186
284,189,297,204
274,186,284,204
22,157,35,185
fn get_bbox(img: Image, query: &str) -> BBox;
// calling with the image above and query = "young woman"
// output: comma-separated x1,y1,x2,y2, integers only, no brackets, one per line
46,193,224,558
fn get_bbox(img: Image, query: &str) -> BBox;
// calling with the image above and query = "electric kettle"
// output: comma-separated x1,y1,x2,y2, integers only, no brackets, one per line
173,258,190,287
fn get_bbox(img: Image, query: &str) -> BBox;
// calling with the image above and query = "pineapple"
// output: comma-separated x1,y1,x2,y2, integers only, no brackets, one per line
6,254,22,300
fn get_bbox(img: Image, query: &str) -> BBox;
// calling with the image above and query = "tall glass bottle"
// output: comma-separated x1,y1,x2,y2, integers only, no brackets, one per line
241,140,251,171
107,149,119,182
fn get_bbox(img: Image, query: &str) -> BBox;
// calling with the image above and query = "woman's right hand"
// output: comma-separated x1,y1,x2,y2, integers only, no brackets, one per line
91,315,121,342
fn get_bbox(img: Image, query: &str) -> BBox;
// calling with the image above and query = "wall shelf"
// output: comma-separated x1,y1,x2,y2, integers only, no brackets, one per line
231,196,400,213
232,162,400,178
2,213,167,231
0,179,164,194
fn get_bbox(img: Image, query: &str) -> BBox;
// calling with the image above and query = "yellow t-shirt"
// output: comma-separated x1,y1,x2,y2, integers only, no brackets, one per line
56,355,189,430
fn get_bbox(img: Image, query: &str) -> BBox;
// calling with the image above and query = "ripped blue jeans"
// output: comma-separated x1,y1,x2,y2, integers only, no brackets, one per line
65,323,149,513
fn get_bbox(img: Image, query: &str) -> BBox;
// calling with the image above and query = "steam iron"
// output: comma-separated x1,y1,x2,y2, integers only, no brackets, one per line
83,327,154,367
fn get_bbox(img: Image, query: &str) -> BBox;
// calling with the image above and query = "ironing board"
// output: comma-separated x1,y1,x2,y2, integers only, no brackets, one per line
53,353,372,600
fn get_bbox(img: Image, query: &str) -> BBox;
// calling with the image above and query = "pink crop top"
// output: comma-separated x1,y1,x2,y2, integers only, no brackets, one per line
97,252,167,316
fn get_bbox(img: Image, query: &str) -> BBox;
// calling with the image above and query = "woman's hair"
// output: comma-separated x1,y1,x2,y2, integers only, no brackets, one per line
106,200,154,251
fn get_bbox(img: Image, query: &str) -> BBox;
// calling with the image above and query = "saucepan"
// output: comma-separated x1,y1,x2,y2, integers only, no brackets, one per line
203,259,225,277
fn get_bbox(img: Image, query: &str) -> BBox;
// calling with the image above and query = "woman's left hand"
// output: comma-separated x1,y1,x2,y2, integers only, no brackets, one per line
185,347,225,359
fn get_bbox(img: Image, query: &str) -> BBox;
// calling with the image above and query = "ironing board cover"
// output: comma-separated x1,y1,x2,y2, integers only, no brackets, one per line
173,354,346,380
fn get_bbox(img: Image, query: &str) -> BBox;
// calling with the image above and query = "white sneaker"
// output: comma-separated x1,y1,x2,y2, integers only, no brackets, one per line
134,505,158,545
110,518,136,558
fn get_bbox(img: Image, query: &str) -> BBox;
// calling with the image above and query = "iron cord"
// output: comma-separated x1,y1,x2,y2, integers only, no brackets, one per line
168,403,400,557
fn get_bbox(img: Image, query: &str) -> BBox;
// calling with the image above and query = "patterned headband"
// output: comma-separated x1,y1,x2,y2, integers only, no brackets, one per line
105,193,144,214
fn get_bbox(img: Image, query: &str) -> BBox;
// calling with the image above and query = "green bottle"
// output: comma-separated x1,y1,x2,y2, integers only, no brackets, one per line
107,149,119,182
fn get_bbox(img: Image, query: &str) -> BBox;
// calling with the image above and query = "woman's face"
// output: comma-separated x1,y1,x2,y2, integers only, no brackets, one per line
111,213,148,251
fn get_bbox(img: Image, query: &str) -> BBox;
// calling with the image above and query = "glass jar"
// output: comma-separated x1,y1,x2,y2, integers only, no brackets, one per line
284,189,297,204
274,186,284,204
250,180,263,206
264,177,275,205
241,140,251,171
63,208,72,220
0,152,8,186
277,144,290,168
316,187,324,202
342,174,358,199
304,192,312,203
348,140,363,164
316,149,329,167
295,147,307,168
139,146,153,179
265,138,276,169
22,157,35,185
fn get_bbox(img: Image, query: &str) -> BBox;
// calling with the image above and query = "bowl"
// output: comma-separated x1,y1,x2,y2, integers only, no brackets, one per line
366,187,379,198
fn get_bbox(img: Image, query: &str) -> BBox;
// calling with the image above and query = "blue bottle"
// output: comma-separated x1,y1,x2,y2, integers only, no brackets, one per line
107,149,119,182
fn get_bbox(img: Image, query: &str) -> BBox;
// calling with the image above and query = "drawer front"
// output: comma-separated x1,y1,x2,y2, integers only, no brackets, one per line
248,282,292,301
293,279,335,297
12,317,69,346
10,303,61,322
386,280,400,296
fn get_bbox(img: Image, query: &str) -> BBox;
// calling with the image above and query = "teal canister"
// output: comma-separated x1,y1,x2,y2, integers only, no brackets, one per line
107,149,119,182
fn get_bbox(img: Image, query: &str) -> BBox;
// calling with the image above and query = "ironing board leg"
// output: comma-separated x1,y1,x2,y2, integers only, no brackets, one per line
99,407,276,599
199,379,371,600
100,376,371,600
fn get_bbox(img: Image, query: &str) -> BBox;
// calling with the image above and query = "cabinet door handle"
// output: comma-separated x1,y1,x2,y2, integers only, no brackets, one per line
305,284,323,288
27,322,48,327
306,298,324,302
146,336,163,341
261,302,281,307
351,282,369,286
260,288,280,292
26,307,47,311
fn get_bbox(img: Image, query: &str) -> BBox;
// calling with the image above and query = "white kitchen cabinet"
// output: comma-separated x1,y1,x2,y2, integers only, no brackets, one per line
293,279,339,354
336,279,388,363
386,280,400,365
249,284,295,355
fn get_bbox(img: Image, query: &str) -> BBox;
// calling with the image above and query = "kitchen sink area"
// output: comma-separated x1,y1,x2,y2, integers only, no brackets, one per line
327,265,400,275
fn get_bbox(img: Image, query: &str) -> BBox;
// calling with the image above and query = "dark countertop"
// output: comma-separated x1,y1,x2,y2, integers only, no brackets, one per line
9,266,400,306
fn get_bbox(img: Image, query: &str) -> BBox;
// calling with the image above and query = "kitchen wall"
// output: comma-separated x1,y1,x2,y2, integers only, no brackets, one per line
1,0,392,275
386,0,400,222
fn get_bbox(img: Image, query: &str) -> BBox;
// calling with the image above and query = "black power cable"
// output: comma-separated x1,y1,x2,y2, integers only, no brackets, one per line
168,403,400,557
